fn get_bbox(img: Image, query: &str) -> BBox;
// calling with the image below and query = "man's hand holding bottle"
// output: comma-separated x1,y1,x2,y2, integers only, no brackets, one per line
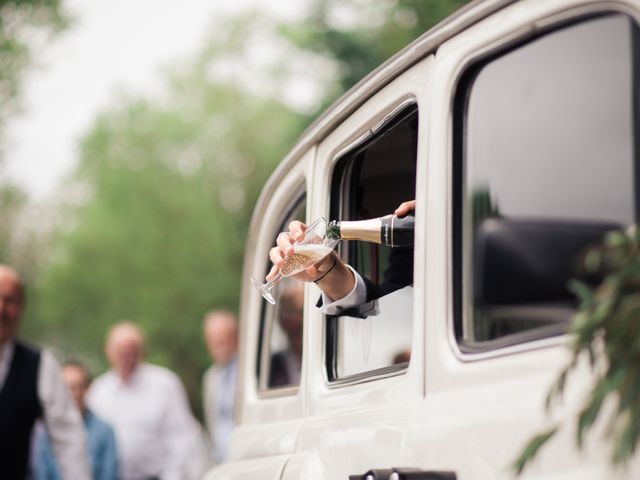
395,199,416,217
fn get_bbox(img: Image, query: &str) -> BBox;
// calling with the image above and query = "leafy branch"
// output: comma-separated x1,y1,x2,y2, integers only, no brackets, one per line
514,229,640,475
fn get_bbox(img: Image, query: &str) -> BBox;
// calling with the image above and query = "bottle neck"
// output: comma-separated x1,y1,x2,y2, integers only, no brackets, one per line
336,216,386,244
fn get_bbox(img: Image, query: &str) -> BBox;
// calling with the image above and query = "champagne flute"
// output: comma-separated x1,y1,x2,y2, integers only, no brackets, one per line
251,217,339,305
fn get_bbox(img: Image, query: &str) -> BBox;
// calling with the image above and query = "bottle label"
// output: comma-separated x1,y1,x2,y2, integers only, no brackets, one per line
381,214,393,246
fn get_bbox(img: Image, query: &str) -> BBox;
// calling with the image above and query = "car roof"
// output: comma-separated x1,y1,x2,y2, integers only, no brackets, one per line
248,0,516,244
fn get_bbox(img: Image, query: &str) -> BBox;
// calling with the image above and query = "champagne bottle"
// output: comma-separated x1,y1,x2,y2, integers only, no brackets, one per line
327,212,414,247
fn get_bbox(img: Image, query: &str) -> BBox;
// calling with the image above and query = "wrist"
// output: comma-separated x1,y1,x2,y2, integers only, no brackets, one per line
314,254,338,283
317,260,355,302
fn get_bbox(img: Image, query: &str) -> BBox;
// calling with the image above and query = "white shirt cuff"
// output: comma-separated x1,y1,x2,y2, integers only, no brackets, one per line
320,265,367,315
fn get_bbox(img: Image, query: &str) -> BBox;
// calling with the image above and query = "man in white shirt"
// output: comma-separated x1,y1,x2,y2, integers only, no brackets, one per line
88,322,202,480
0,264,91,480
202,310,238,464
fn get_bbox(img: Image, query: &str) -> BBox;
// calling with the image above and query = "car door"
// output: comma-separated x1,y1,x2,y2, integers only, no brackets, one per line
281,56,433,480
406,0,640,479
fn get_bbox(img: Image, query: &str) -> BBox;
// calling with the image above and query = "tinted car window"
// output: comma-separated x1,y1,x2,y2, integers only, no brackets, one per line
454,14,638,349
257,194,306,392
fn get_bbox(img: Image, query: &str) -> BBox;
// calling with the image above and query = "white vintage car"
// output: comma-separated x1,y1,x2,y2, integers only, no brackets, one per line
205,0,640,478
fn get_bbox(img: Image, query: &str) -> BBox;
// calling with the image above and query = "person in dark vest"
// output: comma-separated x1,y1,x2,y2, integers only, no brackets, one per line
0,264,90,480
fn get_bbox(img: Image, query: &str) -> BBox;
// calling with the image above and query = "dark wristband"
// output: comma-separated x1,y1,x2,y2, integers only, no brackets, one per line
314,255,338,283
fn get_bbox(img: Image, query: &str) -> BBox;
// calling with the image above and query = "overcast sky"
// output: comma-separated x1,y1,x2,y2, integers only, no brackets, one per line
4,0,303,200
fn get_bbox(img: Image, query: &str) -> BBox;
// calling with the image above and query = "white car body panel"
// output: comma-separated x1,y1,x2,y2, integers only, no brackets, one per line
206,0,640,478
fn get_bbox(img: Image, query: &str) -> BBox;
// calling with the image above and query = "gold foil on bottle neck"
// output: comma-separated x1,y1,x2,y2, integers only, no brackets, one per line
339,218,383,244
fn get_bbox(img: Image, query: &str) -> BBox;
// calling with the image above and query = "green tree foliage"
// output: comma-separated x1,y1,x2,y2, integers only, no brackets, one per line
24,82,304,414
0,0,67,281
0,0,67,151
0,180,53,297
279,0,469,106
0,182,26,259
514,230,640,474
22,1,470,414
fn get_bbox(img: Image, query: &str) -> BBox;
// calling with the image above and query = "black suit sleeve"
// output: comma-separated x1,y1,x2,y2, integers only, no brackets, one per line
318,246,414,319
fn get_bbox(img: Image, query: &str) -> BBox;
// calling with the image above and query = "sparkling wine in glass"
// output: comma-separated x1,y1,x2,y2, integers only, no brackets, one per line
251,217,339,305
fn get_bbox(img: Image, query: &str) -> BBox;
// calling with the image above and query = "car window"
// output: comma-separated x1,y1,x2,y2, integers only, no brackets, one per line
257,193,306,392
327,104,417,381
453,14,639,350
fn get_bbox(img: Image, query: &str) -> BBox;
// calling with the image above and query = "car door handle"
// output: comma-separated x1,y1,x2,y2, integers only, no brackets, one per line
349,468,457,480
349,469,393,480
390,469,456,480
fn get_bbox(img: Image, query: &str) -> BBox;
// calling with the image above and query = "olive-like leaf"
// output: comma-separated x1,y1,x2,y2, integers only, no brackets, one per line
514,228,640,475
512,427,558,475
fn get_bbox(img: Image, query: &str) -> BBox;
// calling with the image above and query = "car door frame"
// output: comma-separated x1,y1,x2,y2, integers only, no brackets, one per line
228,147,315,466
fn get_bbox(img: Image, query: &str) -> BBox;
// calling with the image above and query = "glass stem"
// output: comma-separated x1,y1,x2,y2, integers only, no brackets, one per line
265,272,282,290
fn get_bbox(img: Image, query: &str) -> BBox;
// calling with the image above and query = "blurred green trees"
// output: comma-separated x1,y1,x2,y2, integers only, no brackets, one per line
12,1,468,414
23,81,305,414
0,0,68,148
0,183,25,259
0,0,67,287
280,0,469,106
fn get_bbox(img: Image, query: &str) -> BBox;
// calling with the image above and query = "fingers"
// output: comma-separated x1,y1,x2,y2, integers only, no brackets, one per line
269,245,285,267
275,232,295,257
265,263,280,281
275,221,308,252
395,199,416,217
288,221,307,242
266,244,285,280
266,221,309,281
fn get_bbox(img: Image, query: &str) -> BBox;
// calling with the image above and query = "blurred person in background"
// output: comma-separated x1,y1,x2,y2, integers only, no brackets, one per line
34,360,118,480
202,310,238,464
88,321,203,480
268,282,303,388
0,264,91,480
392,349,411,365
